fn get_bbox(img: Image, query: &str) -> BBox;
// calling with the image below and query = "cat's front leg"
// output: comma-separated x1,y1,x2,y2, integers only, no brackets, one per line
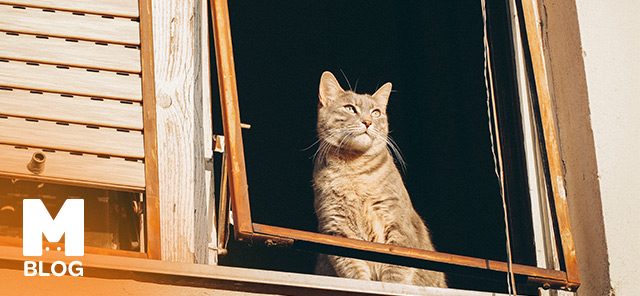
327,254,373,281
376,224,419,284
379,264,415,285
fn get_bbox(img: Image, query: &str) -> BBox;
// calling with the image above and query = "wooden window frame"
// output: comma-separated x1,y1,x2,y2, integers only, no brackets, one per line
211,0,579,291
139,0,161,260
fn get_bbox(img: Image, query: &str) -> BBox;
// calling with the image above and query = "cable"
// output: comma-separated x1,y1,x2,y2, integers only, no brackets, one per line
481,0,518,294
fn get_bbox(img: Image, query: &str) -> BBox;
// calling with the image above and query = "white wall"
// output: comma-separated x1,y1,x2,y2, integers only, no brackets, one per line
575,1,640,294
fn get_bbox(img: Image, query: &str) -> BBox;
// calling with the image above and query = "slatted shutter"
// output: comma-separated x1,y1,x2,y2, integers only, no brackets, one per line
0,0,160,258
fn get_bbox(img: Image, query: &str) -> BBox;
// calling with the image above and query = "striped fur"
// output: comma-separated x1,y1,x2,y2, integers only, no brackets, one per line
313,72,447,287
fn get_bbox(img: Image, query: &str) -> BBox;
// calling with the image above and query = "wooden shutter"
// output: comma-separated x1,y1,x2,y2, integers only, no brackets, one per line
0,0,160,258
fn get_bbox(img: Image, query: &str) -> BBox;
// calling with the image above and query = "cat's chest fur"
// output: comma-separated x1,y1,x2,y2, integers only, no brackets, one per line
314,155,405,243
314,154,397,204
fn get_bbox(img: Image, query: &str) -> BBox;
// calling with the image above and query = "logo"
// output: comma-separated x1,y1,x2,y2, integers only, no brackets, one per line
23,199,84,277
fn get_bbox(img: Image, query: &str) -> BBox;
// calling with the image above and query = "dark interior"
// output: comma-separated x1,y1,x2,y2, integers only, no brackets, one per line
211,0,536,293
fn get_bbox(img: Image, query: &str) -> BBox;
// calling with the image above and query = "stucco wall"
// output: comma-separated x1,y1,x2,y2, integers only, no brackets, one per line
574,1,640,295
544,0,639,295
543,0,608,294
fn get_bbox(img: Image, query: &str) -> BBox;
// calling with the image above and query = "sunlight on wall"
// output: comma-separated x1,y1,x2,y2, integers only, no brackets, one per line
576,0,640,294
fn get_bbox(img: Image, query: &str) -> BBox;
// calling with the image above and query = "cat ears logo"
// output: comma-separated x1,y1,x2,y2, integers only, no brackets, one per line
23,199,84,277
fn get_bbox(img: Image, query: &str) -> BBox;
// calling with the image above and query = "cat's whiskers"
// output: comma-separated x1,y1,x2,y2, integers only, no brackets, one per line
302,138,323,152
313,126,360,163
316,125,397,164
386,136,407,172
313,127,348,164
366,128,407,172
312,128,339,161
313,140,333,165
336,126,361,157
342,125,374,156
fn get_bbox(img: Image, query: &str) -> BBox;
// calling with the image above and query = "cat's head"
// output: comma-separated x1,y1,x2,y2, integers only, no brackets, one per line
316,71,392,155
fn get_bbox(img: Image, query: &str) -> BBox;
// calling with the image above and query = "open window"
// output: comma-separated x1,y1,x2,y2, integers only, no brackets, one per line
211,0,579,294
0,0,160,259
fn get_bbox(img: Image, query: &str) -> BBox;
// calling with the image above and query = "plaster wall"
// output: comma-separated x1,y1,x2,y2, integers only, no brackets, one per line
542,0,608,294
574,1,640,295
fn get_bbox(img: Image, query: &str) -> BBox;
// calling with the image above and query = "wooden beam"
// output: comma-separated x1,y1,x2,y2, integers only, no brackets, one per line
151,0,213,263
200,0,216,265
0,4,140,45
139,0,161,260
519,0,580,289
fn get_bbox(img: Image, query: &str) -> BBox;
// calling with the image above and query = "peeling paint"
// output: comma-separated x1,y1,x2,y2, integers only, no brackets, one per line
557,176,567,201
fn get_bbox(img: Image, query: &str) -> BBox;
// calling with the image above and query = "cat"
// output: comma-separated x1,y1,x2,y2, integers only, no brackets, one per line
313,71,447,287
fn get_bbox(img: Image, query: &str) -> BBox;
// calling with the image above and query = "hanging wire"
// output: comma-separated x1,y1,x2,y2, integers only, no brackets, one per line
481,0,518,294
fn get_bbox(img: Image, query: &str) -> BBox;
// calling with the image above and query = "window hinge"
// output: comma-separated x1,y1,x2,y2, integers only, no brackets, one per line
213,135,225,153
213,123,251,154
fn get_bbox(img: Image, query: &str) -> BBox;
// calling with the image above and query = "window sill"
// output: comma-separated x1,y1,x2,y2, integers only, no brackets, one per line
0,245,520,295
0,236,147,258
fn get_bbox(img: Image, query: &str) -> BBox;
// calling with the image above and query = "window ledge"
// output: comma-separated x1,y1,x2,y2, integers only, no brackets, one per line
0,245,514,295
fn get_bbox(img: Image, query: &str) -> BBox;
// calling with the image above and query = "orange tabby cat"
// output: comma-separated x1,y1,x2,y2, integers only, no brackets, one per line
313,71,446,287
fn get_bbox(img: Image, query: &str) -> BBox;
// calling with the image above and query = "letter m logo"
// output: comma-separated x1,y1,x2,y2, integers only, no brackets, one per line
23,199,84,256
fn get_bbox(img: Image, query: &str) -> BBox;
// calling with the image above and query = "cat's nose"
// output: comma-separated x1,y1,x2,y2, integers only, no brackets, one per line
362,120,372,128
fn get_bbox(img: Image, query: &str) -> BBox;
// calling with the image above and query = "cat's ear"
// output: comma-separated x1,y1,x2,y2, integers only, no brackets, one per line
372,82,392,107
319,71,344,106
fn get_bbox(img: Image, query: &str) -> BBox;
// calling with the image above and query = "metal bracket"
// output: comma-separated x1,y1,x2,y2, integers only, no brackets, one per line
213,135,225,153
250,233,294,249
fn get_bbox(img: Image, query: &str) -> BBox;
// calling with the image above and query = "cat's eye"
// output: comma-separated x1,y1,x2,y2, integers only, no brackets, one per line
371,109,381,117
344,105,357,114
